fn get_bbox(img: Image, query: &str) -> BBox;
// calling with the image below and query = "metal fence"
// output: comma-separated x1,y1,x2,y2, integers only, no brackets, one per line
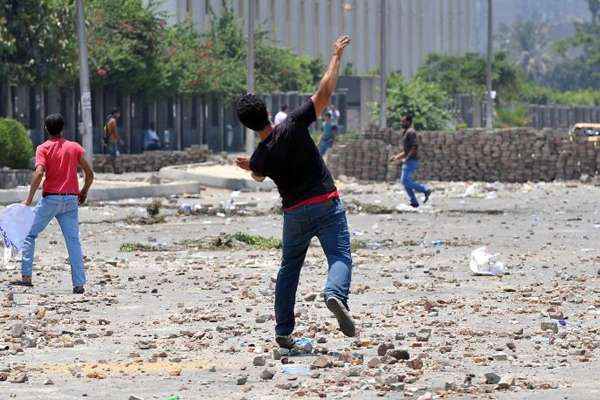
0,85,347,154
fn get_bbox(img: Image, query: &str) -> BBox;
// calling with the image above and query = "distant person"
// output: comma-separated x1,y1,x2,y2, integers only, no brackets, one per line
144,123,161,151
390,114,432,208
103,109,122,174
328,104,341,126
274,104,288,125
12,113,94,294
319,113,336,156
235,36,355,349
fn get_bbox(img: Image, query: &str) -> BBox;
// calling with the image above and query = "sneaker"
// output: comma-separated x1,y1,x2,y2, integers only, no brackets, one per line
423,189,433,204
326,297,356,337
410,202,419,208
275,335,295,349
73,286,85,295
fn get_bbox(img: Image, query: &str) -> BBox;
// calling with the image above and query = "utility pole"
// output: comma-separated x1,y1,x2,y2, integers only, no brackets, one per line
485,0,493,130
76,0,94,165
245,0,256,154
379,0,387,129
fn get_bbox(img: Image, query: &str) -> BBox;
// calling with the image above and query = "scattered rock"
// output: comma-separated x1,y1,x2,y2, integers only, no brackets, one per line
9,372,28,383
377,342,395,357
260,369,275,380
407,358,423,370
236,374,248,385
541,321,558,333
496,374,515,390
387,349,410,360
253,356,266,366
10,322,24,338
484,372,501,385
367,357,382,368
311,356,332,369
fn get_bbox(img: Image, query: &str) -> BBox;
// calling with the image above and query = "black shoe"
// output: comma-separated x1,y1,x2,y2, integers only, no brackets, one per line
275,335,295,349
73,286,85,294
423,189,433,204
326,297,356,337
410,202,419,208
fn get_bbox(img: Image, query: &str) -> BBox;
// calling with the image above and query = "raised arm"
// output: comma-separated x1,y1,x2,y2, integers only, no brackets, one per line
311,36,351,117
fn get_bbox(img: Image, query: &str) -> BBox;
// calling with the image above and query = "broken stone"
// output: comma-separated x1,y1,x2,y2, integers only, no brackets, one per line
253,356,266,366
304,293,318,302
236,374,248,385
311,356,332,369
407,358,423,370
387,349,410,360
377,342,395,357
496,374,515,390
484,372,501,385
10,322,24,338
417,328,432,342
9,372,28,383
44,379,54,385
367,357,382,368
541,321,558,333
260,369,275,380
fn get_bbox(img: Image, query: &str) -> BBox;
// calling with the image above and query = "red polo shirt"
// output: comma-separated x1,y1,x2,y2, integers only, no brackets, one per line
35,138,84,194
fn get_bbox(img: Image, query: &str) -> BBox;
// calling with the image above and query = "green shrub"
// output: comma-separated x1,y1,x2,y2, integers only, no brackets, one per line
0,118,34,169
495,105,531,128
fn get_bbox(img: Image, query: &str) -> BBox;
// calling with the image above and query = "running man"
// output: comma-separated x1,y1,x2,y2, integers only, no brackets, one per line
390,114,432,208
12,114,94,294
235,35,355,348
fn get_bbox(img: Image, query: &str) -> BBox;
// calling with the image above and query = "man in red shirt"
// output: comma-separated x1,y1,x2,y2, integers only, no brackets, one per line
11,114,94,294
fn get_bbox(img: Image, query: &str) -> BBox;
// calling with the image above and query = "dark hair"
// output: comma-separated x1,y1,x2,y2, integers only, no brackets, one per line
235,94,270,131
325,112,332,118
149,122,155,130
111,108,120,116
281,104,288,112
404,114,413,124
45,113,64,136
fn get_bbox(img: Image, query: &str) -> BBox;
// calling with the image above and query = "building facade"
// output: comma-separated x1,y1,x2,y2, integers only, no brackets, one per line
150,0,487,77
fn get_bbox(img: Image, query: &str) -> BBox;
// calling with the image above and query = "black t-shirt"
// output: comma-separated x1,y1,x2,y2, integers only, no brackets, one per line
250,99,337,209
403,128,418,161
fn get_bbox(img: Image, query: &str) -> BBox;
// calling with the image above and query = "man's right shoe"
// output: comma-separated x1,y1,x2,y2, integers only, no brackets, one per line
326,297,356,337
423,189,433,204
73,286,85,294
275,335,295,349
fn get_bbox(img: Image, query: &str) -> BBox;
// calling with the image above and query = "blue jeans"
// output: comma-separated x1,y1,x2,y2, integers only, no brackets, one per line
318,139,333,156
401,159,429,206
275,198,352,336
21,196,86,287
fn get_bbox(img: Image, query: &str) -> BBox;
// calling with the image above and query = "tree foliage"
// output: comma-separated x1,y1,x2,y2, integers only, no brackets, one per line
415,52,521,103
0,118,33,168
382,74,452,131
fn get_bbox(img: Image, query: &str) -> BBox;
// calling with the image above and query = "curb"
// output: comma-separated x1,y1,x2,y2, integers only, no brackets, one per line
0,182,204,205
159,164,275,191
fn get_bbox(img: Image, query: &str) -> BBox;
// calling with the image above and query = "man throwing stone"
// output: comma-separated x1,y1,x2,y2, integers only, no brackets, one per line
235,35,355,348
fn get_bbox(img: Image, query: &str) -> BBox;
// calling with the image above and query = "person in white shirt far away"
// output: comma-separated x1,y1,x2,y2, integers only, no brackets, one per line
274,104,289,126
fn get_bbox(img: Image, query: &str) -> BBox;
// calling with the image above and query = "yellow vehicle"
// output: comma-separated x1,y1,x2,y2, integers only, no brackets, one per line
569,123,600,143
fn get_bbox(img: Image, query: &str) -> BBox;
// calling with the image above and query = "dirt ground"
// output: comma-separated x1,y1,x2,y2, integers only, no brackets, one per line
1,177,600,400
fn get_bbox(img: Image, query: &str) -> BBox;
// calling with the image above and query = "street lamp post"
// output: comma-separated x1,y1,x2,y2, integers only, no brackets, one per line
245,0,256,154
76,0,94,165
485,0,494,129
379,0,387,129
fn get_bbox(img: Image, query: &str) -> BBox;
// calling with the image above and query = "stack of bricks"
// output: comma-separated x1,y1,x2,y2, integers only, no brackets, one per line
94,145,210,173
328,127,600,183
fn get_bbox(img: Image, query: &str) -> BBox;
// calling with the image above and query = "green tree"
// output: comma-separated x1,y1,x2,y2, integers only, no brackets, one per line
496,20,552,81
415,52,521,103
0,118,33,169
381,74,452,131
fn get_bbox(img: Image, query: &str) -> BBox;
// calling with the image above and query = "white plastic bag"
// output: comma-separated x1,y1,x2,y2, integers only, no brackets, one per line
469,246,506,276
0,204,34,253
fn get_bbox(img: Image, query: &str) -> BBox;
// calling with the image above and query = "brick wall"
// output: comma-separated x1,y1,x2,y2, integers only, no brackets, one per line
94,146,210,173
328,127,600,182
